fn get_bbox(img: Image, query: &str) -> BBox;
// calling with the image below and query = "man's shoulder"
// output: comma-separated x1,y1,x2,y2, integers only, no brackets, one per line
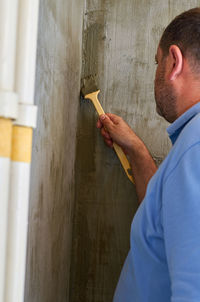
173,112,200,153
155,113,200,184
162,113,200,181
181,111,200,135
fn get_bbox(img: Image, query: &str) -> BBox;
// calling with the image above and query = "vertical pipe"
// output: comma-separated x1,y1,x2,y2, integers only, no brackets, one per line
15,0,39,105
0,119,12,302
0,1,19,301
5,126,33,302
4,0,39,301
0,1,18,91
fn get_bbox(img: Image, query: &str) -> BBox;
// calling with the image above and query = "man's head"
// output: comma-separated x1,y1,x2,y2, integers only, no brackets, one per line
154,8,200,123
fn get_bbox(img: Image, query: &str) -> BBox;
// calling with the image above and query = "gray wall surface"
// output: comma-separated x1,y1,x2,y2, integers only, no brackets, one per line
70,1,200,302
25,1,200,302
24,1,84,301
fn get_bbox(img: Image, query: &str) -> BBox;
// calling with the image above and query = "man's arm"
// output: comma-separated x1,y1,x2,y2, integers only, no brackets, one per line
97,113,157,203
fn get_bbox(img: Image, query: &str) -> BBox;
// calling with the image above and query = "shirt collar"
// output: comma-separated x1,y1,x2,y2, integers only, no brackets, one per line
167,102,200,145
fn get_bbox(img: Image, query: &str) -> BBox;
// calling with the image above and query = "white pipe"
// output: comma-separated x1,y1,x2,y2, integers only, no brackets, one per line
0,156,11,302
4,0,39,301
0,0,18,91
5,162,31,302
15,0,39,105
0,1,19,302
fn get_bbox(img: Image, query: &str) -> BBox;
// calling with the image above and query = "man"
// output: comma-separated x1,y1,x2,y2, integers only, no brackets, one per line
97,8,200,302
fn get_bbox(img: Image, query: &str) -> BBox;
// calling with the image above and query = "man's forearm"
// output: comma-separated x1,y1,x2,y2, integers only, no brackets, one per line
129,140,157,203
97,113,157,202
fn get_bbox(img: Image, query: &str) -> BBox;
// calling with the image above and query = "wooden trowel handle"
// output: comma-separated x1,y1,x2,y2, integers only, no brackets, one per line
112,143,134,183
85,90,134,184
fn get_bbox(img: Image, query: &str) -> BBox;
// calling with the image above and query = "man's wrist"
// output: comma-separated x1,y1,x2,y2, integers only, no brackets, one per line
127,137,147,161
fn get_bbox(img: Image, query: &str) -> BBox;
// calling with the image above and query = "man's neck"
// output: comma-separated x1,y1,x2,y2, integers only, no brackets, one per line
176,81,200,119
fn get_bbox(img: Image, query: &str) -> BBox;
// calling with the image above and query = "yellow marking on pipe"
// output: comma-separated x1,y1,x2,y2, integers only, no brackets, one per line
11,126,33,163
0,118,12,158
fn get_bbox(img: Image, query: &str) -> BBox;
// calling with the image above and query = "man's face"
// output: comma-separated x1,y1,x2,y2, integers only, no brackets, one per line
154,47,177,123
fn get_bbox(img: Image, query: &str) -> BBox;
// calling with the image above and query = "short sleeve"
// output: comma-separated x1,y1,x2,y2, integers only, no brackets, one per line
162,143,200,301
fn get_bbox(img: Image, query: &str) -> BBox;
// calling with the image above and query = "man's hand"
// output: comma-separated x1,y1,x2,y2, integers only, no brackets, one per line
97,113,157,203
96,113,138,157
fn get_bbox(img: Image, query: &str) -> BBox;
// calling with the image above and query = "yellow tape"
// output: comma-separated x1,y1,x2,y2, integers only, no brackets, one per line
0,118,12,158
11,126,33,163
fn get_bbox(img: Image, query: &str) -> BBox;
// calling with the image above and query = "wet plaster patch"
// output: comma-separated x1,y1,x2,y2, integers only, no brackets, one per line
70,1,138,302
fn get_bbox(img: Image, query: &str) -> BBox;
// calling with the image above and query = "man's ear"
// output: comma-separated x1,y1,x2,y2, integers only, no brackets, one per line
168,45,183,80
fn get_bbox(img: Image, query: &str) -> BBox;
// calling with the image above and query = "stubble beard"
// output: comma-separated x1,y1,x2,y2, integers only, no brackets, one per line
155,67,177,123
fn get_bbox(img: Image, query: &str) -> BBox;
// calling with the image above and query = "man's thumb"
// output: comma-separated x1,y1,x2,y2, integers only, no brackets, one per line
99,114,113,130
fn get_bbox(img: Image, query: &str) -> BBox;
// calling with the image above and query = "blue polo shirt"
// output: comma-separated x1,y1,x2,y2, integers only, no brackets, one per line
113,102,200,302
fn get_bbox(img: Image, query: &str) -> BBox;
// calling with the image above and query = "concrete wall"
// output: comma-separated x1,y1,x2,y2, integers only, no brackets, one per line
70,1,200,302
24,1,200,302
24,1,84,301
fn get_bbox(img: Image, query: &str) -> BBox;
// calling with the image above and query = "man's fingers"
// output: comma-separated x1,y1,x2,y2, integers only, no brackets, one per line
99,114,114,131
96,119,102,129
101,127,111,139
97,113,135,154
104,138,113,148
106,113,122,124
98,113,120,129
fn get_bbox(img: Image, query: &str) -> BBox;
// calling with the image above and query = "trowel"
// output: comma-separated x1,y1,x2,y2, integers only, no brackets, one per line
81,80,134,184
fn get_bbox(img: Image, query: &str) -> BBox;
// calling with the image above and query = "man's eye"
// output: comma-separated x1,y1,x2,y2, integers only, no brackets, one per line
155,61,158,65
